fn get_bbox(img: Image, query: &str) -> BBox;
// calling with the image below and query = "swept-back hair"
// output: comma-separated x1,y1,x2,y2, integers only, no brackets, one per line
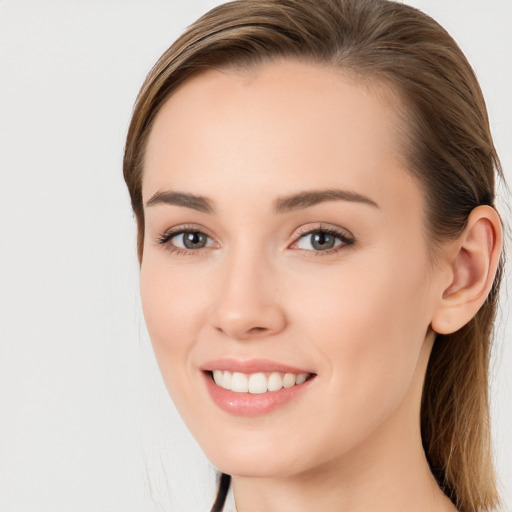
123,1,504,511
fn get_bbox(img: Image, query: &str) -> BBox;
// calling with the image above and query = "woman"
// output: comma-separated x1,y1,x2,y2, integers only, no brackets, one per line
123,1,505,511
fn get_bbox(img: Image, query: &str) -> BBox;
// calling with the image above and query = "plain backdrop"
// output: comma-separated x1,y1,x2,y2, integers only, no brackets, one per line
0,1,510,511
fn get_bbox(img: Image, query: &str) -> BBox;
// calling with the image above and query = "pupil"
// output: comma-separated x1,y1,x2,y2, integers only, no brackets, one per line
184,232,206,249
312,232,334,250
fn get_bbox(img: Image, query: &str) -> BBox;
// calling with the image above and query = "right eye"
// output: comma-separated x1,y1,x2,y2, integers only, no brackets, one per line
157,227,216,255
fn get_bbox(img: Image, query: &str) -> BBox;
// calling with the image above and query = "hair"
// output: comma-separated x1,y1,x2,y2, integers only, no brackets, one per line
123,1,505,511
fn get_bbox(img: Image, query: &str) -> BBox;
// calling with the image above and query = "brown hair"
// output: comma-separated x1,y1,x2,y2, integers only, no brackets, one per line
123,1,504,511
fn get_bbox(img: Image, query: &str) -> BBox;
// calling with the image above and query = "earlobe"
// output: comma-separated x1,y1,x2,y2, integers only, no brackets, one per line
431,205,502,335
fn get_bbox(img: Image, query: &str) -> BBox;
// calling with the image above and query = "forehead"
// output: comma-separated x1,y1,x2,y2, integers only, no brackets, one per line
142,59,418,213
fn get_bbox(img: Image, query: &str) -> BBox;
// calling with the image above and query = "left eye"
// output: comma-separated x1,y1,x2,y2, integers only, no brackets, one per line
294,229,351,251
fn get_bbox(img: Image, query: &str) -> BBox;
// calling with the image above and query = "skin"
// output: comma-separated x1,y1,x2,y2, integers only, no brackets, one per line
139,60,500,512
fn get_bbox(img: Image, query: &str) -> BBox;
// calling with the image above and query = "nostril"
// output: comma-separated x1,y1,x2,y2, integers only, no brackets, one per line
211,301,288,340
249,327,267,334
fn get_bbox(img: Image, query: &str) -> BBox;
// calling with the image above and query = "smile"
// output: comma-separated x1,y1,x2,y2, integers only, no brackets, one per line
212,370,311,394
201,359,316,416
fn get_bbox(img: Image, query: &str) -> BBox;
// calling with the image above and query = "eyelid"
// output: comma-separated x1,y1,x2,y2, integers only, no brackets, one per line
294,223,354,239
289,223,355,255
156,224,219,255
156,223,216,241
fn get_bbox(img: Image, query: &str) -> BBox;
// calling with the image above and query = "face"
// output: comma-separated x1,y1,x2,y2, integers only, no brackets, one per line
140,60,444,478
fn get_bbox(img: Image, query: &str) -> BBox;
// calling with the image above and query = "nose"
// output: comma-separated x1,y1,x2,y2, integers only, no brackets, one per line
209,247,288,340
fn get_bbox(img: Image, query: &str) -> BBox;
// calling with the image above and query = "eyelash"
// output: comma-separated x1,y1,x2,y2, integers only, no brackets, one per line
294,226,355,256
156,224,214,257
156,224,355,257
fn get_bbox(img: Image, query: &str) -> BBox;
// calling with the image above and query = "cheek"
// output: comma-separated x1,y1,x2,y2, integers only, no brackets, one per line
291,249,432,414
139,257,209,383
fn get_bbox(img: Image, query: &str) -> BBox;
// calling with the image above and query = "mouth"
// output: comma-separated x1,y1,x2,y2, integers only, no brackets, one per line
209,370,313,394
200,359,317,416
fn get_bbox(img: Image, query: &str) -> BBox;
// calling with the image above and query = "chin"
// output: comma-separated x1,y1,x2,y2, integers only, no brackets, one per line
199,426,337,480
212,453,305,479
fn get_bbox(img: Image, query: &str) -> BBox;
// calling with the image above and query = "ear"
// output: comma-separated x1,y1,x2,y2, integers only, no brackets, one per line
431,205,503,335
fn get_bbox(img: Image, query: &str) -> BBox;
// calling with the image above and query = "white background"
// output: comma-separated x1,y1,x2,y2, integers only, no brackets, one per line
0,1,510,511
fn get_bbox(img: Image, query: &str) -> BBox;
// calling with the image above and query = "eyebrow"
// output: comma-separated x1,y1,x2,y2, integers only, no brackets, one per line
145,188,379,213
145,190,214,214
273,189,379,213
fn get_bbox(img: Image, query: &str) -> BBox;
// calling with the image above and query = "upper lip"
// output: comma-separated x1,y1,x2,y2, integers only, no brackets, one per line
200,358,314,375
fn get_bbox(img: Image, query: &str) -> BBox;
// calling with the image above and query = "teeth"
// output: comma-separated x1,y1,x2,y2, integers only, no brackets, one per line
221,371,232,390
282,373,296,388
295,373,308,385
231,372,249,393
213,370,223,386
248,373,267,394
211,370,310,393
267,372,283,392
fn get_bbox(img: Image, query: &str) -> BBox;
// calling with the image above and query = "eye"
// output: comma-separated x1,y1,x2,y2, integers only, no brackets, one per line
172,231,210,249
157,226,217,255
292,226,354,254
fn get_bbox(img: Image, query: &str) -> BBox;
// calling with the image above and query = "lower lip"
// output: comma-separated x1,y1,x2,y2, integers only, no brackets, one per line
203,372,315,417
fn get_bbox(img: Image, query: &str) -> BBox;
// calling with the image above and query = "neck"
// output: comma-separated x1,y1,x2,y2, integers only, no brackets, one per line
232,431,454,512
